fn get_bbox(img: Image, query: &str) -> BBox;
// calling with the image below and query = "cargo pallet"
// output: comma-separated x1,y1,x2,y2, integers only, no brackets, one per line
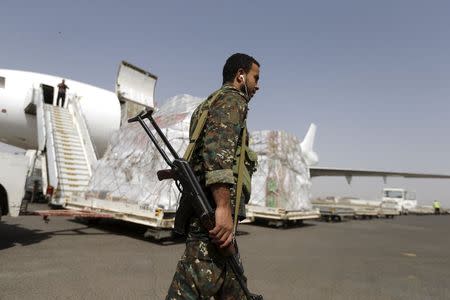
34,195,176,240
313,205,355,222
245,205,320,228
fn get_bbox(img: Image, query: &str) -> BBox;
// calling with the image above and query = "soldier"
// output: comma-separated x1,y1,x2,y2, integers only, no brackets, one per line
166,53,260,299
56,79,69,108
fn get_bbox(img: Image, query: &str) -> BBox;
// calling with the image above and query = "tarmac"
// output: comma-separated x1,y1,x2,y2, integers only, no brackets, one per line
1,204,449,300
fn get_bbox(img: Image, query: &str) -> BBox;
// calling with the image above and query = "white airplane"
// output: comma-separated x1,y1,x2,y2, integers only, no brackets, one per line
1,67,450,220
0,69,120,156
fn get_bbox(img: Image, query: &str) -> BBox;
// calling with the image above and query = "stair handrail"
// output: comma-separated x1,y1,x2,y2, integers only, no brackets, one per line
34,87,46,151
44,105,59,193
67,94,98,175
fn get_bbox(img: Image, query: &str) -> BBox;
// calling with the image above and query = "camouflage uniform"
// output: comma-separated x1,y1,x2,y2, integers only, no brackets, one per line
166,84,252,300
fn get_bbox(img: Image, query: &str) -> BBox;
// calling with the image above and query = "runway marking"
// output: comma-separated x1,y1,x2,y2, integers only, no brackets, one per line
401,252,417,257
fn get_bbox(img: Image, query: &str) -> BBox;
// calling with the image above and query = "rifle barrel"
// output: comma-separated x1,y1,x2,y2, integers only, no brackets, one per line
146,113,180,160
136,115,174,167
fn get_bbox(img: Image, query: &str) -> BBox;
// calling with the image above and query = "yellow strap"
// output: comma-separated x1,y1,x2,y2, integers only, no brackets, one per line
182,91,222,161
183,110,208,161
233,127,247,234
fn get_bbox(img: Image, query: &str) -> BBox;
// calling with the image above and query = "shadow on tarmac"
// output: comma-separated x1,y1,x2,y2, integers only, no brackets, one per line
0,214,288,250
0,222,52,250
69,218,186,246
69,218,253,246
245,219,317,230
0,220,119,251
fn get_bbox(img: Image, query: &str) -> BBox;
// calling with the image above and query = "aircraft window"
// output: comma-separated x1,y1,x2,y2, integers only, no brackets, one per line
0,76,5,88
385,191,403,198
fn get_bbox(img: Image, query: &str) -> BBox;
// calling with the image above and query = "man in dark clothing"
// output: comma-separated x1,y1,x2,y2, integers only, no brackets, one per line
166,53,260,299
56,79,69,107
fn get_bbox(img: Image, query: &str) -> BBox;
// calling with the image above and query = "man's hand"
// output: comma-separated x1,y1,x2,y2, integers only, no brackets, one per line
209,183,234,249
210,205,234,249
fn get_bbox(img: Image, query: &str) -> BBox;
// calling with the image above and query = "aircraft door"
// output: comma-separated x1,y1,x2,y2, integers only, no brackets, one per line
0,184,8,217
41,84,54,105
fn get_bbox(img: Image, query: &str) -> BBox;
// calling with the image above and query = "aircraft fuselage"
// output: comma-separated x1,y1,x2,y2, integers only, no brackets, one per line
0,69,121,156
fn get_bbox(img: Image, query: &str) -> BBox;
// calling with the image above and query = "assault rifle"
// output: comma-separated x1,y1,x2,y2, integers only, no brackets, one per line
128,109,263,300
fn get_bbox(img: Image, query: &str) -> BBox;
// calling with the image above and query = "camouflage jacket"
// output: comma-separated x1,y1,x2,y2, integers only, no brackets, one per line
188,84,249,219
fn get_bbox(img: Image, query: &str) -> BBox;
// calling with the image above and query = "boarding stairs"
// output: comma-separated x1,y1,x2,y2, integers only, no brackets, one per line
32,88,98,206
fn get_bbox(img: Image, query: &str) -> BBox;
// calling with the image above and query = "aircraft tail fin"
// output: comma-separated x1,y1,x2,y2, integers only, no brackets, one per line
301,123,319,166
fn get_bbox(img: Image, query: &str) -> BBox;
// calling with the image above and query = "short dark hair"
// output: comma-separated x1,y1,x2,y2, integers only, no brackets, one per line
222,53,260,85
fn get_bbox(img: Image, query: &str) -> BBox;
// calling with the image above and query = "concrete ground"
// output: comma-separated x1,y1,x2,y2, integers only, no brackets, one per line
1,205,449,300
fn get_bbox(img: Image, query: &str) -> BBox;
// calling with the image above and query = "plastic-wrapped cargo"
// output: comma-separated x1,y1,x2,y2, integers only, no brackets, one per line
86,94,202,211
86,94,313,212
249,131,312,211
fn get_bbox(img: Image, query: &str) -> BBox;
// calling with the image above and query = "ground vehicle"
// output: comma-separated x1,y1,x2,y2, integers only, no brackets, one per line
0,152,31,220
382,188,417,214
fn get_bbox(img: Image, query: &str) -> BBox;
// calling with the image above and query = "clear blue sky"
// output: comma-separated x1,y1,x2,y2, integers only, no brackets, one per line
1,0,449,206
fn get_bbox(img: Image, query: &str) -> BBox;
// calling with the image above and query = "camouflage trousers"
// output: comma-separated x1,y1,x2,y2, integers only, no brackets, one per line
166,220,247,300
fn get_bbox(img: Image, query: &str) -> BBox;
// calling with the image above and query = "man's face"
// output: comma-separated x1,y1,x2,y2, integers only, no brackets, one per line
243,63,260,99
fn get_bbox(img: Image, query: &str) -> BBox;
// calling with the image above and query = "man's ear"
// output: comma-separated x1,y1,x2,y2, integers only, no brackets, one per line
236,69,246,82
